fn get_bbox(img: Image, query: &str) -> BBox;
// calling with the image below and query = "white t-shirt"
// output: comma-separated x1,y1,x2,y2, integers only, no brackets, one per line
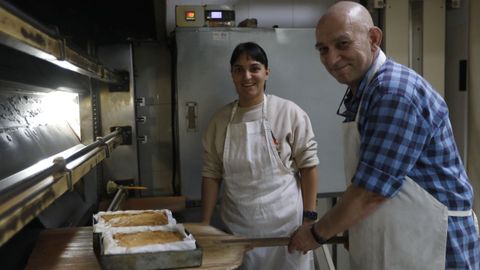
202,94,319,179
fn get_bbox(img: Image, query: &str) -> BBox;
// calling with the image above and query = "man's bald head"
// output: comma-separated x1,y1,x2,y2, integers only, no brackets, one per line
314,1,382,90
317,1,374,34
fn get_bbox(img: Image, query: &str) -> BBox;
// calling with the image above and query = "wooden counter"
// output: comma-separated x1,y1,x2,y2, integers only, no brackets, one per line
25,223,248,270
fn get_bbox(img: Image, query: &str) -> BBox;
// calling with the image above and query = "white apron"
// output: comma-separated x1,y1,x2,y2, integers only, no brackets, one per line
222,95,313,270
344,52,478,270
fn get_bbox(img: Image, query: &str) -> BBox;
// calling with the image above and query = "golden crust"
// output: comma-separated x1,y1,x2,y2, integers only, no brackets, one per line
113,231,183,248
101,211,168,227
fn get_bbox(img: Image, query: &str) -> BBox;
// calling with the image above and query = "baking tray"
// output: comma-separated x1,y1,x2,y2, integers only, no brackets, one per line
93,232,202,270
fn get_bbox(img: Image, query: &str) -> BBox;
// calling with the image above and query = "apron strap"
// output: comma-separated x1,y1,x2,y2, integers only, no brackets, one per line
447,209,472,217
447,210,479,236
473,212,480,236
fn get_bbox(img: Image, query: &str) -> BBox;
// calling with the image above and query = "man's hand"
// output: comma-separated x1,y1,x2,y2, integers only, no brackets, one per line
288,223,320,253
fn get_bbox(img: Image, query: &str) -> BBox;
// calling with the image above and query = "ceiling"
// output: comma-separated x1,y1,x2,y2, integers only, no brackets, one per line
7,0,157,49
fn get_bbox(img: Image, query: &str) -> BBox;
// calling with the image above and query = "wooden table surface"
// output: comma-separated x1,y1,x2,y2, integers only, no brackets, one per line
25,223,249,270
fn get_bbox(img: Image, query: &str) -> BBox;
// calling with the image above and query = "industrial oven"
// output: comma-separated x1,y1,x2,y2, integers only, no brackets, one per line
0,1,182,268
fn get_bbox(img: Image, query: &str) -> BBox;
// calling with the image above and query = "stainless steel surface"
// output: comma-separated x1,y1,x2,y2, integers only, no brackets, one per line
445,0,469,161
133,42,174,196
97,44,139,186
94,233,202,270
165,0,336,36
38,190,92,228
0,86,80,180
410,0,423,74
0,132,123,246
468,0,480,215
107,188,128,211
0,2,122,83
0,145,83,201
0,46,91,94
175,27,346,200
0,5,125,249
78,79,101,205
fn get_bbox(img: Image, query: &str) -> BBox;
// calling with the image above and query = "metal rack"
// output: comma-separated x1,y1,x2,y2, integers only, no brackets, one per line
0,128,129,247
0,0,125,84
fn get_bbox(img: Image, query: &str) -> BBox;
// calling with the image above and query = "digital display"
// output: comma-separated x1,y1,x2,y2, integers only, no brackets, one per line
185,11,196,21
211,11,222,19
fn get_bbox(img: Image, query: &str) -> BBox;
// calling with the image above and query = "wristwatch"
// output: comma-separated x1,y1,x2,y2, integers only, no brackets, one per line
303,210,318,221
310,224,327,245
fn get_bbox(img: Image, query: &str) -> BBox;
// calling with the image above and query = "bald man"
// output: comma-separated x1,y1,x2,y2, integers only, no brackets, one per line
288,1,479,269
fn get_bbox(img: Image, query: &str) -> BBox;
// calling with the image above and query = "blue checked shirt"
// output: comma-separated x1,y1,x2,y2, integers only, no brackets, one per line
344,57,479,269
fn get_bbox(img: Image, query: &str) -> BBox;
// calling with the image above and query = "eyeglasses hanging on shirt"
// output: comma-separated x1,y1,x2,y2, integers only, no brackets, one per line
336,88,357,122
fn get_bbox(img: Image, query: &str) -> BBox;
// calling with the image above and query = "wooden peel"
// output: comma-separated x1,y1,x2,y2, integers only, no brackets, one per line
184,223,347,248
213,236,347,248
182,223,347,269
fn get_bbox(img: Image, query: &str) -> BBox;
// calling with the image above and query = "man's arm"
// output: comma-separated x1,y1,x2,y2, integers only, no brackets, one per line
288,184,387,252
201,177,221,225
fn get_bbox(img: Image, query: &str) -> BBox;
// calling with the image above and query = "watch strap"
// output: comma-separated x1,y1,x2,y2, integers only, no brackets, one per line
310,224,327,245
303,210,318,221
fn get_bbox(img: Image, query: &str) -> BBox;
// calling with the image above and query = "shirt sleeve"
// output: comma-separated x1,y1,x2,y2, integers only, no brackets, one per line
201,115,224,179
289,105,319,169
352,92,430,198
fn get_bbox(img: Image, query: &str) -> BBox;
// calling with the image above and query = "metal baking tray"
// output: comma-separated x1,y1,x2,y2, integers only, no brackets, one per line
93,232,202,270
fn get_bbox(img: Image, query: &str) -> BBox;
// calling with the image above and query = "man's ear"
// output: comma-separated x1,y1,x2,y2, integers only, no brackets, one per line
369,26,383,50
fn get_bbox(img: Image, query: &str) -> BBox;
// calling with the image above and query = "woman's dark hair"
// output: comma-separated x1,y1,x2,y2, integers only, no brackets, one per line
230,42,268,69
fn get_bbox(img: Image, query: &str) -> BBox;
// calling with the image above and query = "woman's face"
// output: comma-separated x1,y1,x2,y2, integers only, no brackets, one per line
231,53,270,107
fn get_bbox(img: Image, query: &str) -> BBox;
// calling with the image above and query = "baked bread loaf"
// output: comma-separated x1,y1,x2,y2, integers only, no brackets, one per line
102,211,168,227
93,209,175,233
101,224,197,255
113,230,183,248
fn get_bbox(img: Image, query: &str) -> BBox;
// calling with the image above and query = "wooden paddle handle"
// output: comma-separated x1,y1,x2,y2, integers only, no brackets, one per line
218,236,347,248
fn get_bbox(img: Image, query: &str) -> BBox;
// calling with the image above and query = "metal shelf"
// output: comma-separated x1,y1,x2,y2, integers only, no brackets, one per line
0,0,125,84
0,129,126,247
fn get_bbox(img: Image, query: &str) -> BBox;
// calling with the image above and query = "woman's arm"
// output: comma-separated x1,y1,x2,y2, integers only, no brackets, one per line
201,176,221,224
300,166,318,224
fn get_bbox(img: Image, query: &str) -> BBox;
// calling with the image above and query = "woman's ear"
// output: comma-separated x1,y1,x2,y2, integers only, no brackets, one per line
265,68,271,79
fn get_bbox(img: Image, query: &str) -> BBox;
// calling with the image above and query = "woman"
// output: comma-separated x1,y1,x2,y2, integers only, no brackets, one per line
201,42,318,270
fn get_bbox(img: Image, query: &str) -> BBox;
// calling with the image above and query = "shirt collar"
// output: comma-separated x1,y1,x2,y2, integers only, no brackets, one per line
355,50,385,100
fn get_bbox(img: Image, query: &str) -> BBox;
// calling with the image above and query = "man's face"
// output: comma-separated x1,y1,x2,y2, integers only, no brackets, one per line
315,16,374,90
231,53,269,107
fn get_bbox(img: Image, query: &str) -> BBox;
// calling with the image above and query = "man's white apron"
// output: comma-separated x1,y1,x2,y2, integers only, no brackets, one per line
344,51,477,270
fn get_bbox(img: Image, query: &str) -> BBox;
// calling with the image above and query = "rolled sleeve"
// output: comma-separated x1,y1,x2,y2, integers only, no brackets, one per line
201,149,222,179
291,111,319,169
352,161,402,197
201,113,226,179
